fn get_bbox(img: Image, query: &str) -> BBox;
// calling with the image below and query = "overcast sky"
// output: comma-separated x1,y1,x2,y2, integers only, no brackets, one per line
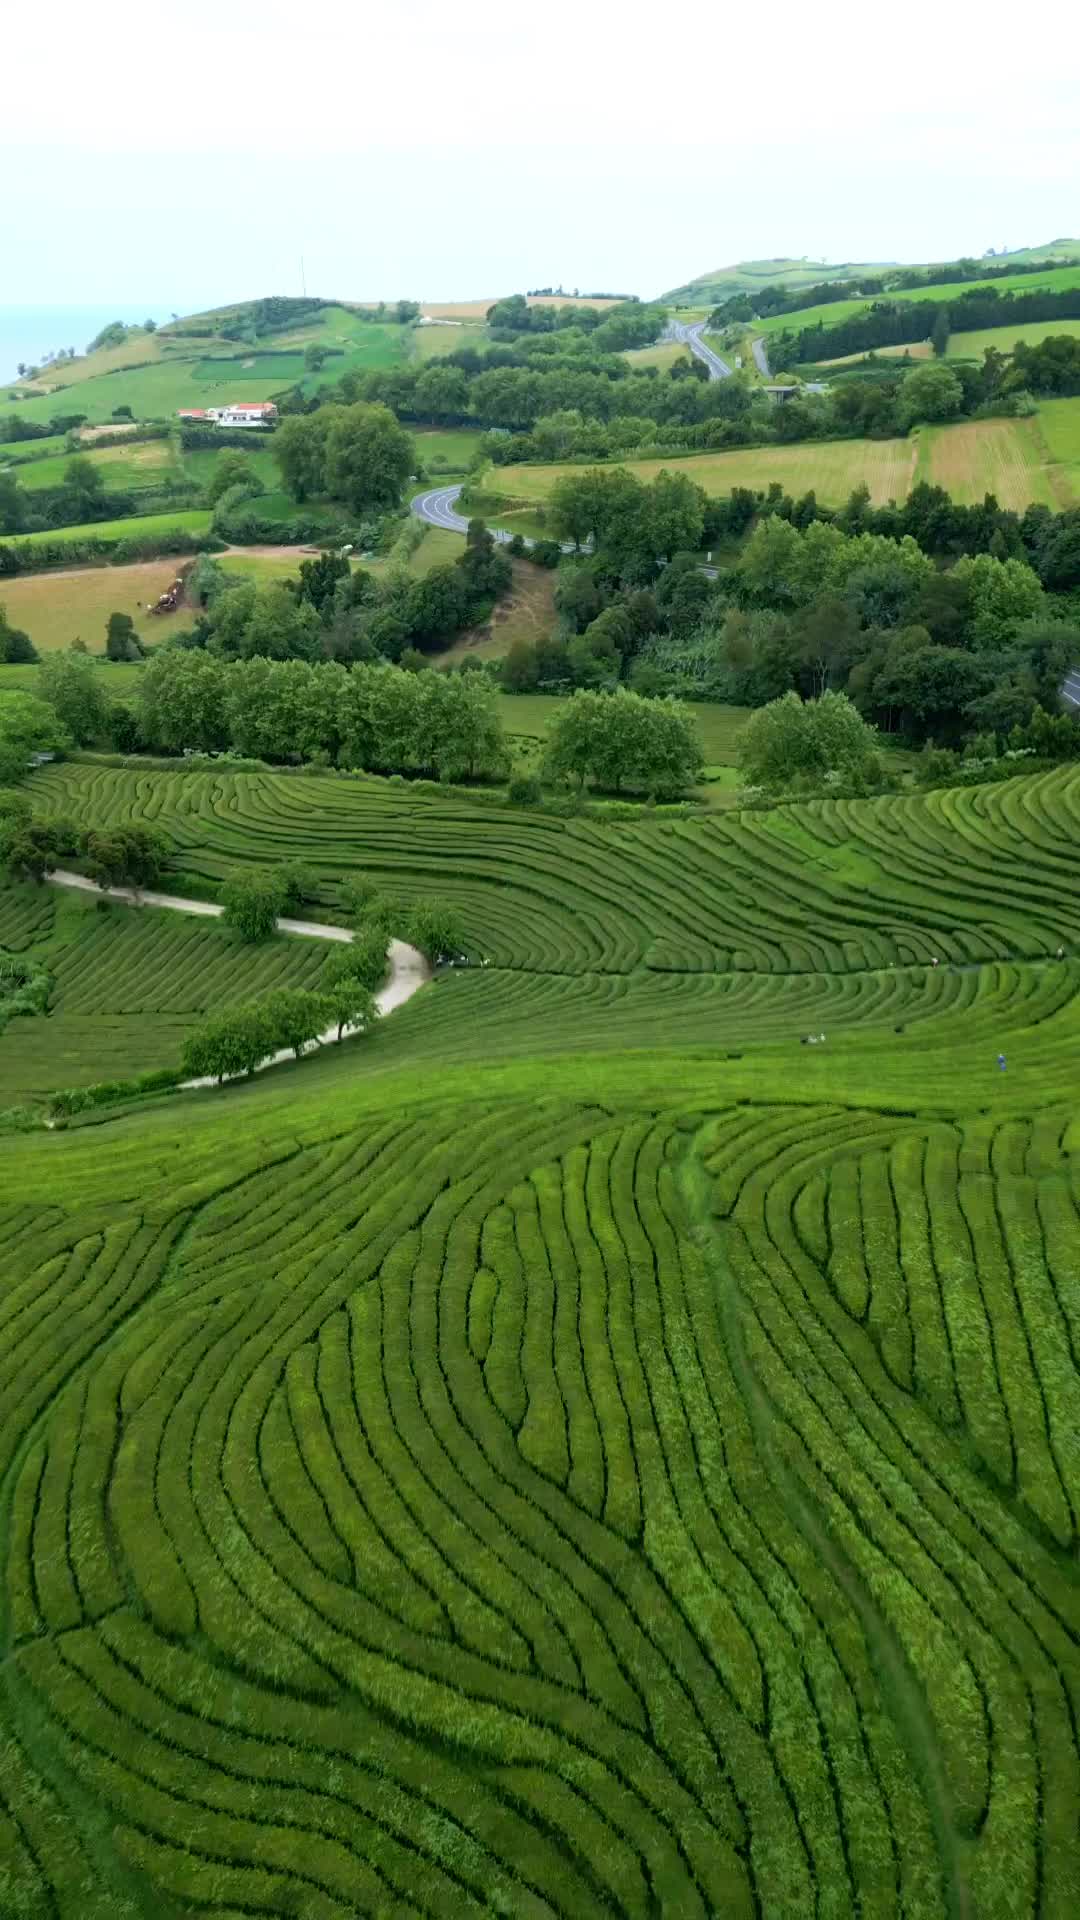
4,0,1080,310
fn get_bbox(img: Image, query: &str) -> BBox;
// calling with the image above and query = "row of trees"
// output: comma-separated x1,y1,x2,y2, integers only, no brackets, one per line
773,284,1080,367
137,651,508,777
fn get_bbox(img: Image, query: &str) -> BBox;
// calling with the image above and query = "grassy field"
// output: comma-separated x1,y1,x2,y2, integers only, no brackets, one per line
9,507,212,547
413,425,484,473
946,316,1080,359
437,559,559,665
6,748,1080,1913
623,341,692,372
12,437,178,493
757,262,1080,337
916,410,1079,508
0,561,190,652
491,438,919,507
411,323,488,360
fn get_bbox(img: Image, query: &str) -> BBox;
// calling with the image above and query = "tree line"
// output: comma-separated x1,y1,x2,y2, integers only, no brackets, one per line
708,253,1078,327
773,284,1080,366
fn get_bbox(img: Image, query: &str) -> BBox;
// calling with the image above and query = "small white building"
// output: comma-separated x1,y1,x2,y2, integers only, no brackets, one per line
177,402,278,427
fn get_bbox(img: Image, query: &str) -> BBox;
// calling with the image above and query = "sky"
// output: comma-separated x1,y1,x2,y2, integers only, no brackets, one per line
3,0,1080,311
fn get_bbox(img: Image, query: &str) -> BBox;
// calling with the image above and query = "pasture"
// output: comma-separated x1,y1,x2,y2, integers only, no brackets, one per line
11,437,177,493
413,425,484,473
8,507,212,547
946,315,1080,359
411,322,488,360
6,745,1080,1914
916,411,1078,509
491,437,919,507
757,261,1080,337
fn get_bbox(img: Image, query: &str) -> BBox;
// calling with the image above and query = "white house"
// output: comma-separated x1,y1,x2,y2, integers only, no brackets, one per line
176,402,278,427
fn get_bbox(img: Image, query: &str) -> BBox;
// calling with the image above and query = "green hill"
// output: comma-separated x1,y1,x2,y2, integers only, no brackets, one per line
664,238,1080,308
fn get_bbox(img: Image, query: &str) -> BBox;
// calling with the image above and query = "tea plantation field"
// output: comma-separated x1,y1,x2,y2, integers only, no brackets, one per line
4,755,1080,1916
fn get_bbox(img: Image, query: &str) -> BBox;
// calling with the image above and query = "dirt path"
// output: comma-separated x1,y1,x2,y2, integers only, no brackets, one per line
46,870,431,1088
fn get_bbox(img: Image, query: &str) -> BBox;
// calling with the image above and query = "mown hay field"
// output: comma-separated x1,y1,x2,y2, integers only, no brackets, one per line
0,560,190,652
915,414,1072,508
7,754,1080,1915
492,437,919,507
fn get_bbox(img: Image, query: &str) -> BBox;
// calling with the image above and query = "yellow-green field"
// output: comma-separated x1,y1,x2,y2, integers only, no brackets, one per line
436,559,558,665
622,342,692,372
411,324,487,360
946,317,1080,360
9,508,212,547
757,263,1080,336
491,438,919,507
13,438,178,492
0,561,194,653
915,413,1075,509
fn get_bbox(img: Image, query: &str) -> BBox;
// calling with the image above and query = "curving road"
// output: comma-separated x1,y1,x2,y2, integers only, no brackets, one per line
46,870,430,1088
751,335,771,378
411,484,508,539
665,318,732,380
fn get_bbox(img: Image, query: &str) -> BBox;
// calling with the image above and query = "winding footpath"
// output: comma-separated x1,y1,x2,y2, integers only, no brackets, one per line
46,871,431,1089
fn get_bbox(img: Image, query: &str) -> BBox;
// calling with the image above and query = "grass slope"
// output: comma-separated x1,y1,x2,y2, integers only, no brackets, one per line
5,751,1080,1912
491,439,919,507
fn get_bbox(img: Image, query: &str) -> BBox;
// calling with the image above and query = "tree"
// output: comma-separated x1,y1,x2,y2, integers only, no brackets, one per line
931,308,951,358
0,605,36,663
0,474,26,535
0,692,70,783
263,987,335,1058
297,550,350,617
324,974,378,1041
952,552,1045,650
896,362,964,429
406,901,469,964
323,935,388,1000
106,611,142,662
325,403,414,515
62,454,107,512
207,450,259,506
180,1002,276,1082
273,411,336,501
137,650,230,753
304,343,329,373
81,824,167,891
738,691,879,788
545,687,703,795
38,649,110,743
221,870,286,942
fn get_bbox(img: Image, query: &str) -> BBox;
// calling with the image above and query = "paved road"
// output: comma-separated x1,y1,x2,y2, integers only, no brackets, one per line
665,319,732,380
411,485,511,539
411,485,585,553
46,871,431,1086
751,335,770,378
1062,670,1080,709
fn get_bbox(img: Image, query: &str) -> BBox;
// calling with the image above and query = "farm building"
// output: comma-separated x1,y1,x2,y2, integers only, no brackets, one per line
177,402,278,427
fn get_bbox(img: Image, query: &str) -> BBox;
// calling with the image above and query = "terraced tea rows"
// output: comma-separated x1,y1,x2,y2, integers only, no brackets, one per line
4,1095,1079,1916
25,761,1080,977
0,893,335,1103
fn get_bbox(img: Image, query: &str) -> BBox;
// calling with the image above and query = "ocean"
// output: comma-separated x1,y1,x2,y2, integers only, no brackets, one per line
0,306,173,384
